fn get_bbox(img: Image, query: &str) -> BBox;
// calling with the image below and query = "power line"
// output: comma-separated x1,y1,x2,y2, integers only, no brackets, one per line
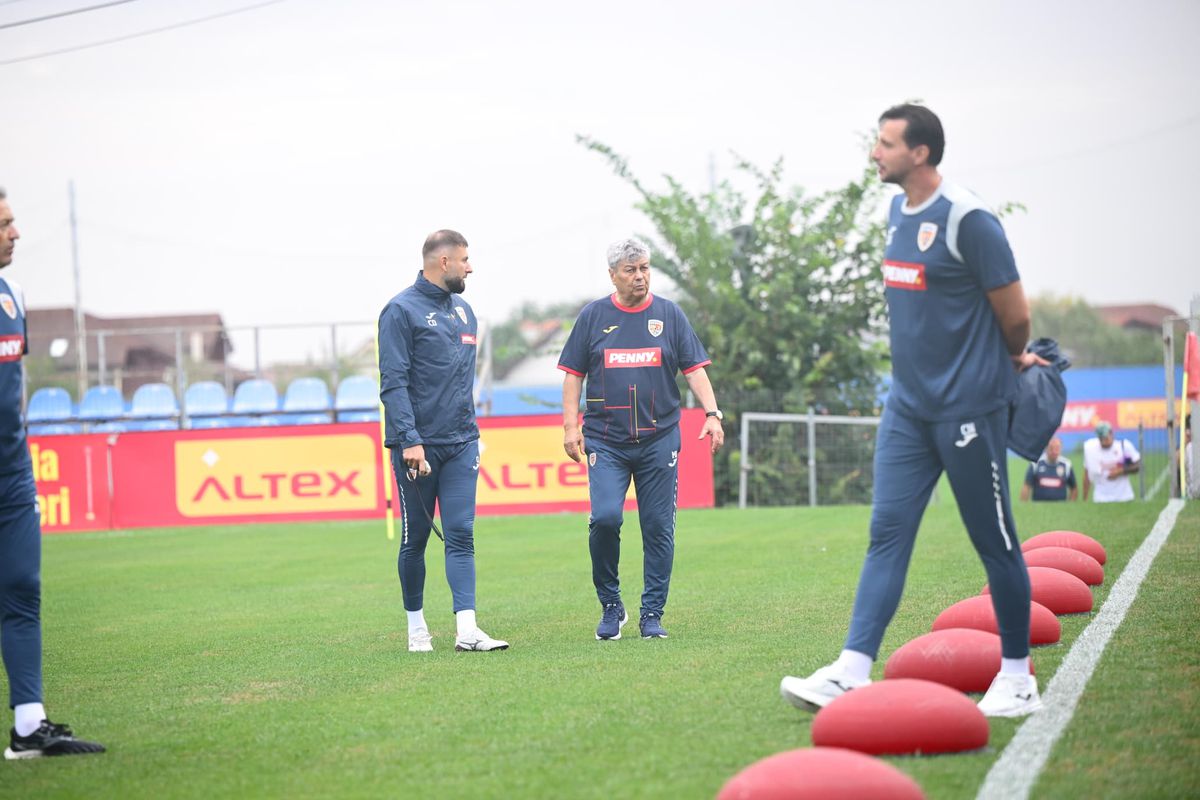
0,0,143,31
0,0,289,66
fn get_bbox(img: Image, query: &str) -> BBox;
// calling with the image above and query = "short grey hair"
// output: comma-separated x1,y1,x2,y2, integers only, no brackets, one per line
606,238,650,270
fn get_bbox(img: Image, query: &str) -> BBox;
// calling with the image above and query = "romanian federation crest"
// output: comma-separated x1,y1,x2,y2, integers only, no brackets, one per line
0,294,15,320
917,222,938,252
588,452,596,467
455,306,468,324
647,318,663,338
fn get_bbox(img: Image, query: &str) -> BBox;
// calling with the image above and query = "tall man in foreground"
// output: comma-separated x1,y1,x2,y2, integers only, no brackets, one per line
780,105,1046,717
559,239,724,640
378,230,507,653
0,188,105,758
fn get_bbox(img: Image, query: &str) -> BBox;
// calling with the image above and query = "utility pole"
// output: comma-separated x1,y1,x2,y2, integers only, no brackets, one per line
69,180,87,398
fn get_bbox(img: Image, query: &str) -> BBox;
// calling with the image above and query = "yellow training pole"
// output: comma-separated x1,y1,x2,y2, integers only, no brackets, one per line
375,332,395,540
1180,370,1188,496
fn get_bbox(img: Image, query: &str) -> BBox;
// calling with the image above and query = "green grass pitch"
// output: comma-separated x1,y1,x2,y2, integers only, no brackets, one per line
3,500,1198,798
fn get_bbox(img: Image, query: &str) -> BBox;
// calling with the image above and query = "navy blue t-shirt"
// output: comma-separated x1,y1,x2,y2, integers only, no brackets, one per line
882,182,1020,422
0,276,30,476
1024,456,1076,501
558,293,710,445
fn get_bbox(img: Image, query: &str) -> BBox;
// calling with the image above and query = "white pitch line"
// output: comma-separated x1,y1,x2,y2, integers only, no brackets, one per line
976,498,1186,800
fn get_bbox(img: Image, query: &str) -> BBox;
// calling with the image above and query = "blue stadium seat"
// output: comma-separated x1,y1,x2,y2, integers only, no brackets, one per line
335,375,378,421
129,382,180,420
283,377,332,412
232,379,279,414
185,381,229,415
27,387,73,422
28,423,82,436
78,385,125,422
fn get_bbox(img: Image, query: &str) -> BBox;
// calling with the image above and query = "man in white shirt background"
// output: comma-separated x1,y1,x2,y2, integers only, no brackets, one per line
1082,420,1141,503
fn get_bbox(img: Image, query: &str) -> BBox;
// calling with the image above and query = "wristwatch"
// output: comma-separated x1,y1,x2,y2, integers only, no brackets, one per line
705,409,724,420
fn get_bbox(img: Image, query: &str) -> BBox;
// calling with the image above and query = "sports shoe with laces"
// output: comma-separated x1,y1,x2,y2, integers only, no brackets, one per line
639,613,668,639
408,627,433,652
4,720,106,760
454,628,509,652
780,663,871,711
978,672,1043,717
596,602,628,640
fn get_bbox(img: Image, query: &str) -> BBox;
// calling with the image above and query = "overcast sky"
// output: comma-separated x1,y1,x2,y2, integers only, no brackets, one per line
2,0,1197,368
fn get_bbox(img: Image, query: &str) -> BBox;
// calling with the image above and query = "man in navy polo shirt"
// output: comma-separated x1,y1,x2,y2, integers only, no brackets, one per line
0,188,104,759
1020,437,1077,501
379,230,507,654
559,239,724,640
780,105,1047,718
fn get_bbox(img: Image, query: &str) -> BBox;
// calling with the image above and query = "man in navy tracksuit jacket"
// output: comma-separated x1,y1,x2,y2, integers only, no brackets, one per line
0,188,104,759
780,105,1047,719
378,230,507,654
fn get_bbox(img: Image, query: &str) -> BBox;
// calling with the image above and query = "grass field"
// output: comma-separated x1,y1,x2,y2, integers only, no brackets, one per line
2,499,1197,798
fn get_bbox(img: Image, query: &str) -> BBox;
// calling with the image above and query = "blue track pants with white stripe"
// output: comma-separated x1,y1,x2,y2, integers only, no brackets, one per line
390,440,479,614
845,405,1032,660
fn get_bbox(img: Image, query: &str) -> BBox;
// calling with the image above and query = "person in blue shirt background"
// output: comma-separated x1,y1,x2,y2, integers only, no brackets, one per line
780,105,1048,718
1020,436,1078,502
558,239,724,641
0,188,105,759
379,230,508,654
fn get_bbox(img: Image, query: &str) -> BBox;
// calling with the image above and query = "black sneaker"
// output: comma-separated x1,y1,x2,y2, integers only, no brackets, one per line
595,602,628,640
5,721,106,760
640,613,668,639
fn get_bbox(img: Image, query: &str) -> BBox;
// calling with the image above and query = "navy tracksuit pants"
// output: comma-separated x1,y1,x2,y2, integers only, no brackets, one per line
0,468,42,709
390,440,479,614
586,427,681,618
846,406,1032,660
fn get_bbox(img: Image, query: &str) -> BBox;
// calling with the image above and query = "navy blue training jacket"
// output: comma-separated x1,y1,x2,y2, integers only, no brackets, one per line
378,272,479,449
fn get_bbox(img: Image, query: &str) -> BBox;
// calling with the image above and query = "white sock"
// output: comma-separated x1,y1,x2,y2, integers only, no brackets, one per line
14,703,46,737
1001,656,1031,676
406,609,427,634
456,609,477,638
836,649,874,682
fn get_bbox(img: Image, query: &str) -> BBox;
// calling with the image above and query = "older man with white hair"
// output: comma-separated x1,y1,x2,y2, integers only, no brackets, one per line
558,239,724,641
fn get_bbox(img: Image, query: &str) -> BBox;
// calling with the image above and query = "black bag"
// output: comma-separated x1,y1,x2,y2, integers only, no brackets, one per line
1008,337,1070,461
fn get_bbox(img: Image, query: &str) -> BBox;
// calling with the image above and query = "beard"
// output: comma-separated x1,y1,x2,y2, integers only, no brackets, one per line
446,276,467,294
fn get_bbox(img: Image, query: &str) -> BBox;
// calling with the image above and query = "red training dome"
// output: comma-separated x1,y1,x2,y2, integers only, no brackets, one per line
812,679,988,756
1022,546,1104,585
883,629,1033,693
1022,530,1106,564
932,595,1061,645
715,747,924,800
982,566,1093,615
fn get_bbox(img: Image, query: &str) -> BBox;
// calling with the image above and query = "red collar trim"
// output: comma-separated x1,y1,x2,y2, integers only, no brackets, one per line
609,292,653,313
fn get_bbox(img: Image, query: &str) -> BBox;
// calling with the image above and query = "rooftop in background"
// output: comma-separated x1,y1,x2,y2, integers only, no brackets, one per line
1094,304,1179,333
26,308,231,368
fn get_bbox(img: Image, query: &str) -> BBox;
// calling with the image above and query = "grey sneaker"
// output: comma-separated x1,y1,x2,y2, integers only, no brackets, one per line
595,602,628,640
639,613,668,639
454,628,509,652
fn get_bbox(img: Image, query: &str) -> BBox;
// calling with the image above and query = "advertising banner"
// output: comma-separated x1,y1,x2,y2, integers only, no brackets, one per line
32,409,714,532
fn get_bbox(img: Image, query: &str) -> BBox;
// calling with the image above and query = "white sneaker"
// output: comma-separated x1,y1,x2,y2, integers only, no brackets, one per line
780,664,871,711
408,628,433,653
455,628,509,652
978,673,1043,717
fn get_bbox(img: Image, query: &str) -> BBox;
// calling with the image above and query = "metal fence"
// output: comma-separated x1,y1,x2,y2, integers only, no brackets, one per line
737,411,1179,508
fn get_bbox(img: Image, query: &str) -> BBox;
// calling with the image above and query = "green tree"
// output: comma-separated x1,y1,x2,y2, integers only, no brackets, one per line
489,299,588,381
1030,296,1162,366
580,138,890,504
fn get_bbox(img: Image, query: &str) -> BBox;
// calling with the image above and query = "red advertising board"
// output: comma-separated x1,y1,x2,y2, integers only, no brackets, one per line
30,409,714,533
